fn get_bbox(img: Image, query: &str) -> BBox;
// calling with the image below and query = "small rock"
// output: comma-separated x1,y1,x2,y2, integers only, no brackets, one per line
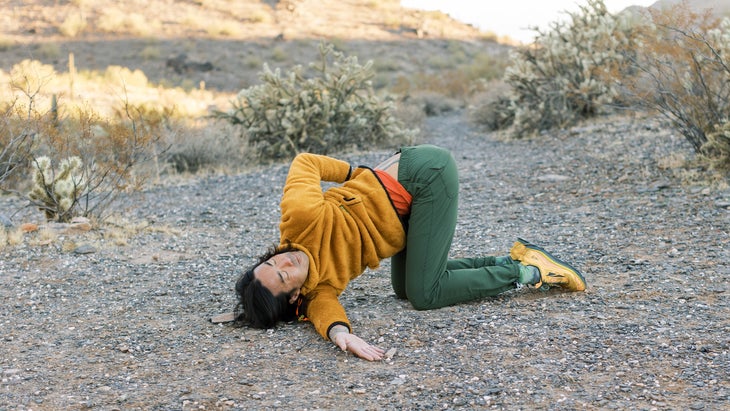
390,377,406,385
537,174,570,182
0,214,13,228
74,244,97,254
385,348,397,360
69,216,92,231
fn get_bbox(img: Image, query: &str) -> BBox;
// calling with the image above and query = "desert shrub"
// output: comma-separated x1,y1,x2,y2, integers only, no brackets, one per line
619,4,730,169
2,62,165,221
164,121,247,174
0,101,34,186
59,12,88,37
11,60,57,97
703,121,730,171
0,61,55,186
468,80,514,131
21,100,164,222
215,42,412,159
493,0,637,137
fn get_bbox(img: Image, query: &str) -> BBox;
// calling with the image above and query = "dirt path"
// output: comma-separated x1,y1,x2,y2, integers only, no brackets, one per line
1,111,728,410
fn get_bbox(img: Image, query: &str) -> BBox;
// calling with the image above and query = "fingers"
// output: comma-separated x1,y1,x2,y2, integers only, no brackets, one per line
335,333,386,361
365,346,384,361
354,346,381,361
350,342,385,361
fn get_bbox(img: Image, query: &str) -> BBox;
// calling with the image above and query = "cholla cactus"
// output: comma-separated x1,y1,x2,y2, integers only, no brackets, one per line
500,0,636,137
216,42,411,158
28,156,85,222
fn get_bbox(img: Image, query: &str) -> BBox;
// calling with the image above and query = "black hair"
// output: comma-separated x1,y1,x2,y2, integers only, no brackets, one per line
233,243,300,329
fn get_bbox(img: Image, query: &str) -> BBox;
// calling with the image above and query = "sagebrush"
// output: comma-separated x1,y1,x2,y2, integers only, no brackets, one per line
620,4,730,169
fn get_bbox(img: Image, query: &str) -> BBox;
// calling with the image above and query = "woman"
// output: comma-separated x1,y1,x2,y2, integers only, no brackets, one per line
233,145,585,361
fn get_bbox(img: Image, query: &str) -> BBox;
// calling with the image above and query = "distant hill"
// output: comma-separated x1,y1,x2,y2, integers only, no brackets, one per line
0,0,504,93
0,0,486,42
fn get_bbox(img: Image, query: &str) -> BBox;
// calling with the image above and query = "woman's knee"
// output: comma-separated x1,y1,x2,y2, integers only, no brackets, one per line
407,293,439,310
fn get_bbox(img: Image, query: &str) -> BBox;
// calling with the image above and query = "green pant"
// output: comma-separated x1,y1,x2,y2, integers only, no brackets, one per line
391,145,521,310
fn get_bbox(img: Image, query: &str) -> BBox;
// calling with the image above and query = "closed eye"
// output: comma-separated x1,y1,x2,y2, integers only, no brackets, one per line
264,259,285,283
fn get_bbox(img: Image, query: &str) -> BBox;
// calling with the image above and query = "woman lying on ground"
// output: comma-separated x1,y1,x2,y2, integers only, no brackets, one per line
232,144,586,361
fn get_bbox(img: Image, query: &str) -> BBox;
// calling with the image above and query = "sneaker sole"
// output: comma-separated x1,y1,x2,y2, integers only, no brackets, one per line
510,238,586,291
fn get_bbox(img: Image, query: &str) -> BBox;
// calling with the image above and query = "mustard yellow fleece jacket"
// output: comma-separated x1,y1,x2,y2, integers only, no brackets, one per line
279,153,406,340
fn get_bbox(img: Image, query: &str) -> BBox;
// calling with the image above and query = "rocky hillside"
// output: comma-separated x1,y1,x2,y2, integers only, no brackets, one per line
0,0,501,93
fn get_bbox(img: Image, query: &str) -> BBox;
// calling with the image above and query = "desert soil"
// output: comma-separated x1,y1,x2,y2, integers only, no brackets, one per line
1,1,729,409
1,110,729,410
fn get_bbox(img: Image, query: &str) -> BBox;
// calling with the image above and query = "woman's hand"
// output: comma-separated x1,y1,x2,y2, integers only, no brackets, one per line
330,326,384,361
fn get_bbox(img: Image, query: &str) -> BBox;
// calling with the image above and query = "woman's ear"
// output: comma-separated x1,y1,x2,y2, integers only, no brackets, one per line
288,288,301,304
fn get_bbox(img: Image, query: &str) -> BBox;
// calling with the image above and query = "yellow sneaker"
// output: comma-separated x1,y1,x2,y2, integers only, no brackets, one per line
509,238,586,291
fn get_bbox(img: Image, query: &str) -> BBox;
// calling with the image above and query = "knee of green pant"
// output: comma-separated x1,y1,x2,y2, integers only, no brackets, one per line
390,281,407,300
408,296,438,311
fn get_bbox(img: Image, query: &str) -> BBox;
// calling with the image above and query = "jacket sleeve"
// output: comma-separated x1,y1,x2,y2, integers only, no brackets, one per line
304,284,352,340
280,153,351,232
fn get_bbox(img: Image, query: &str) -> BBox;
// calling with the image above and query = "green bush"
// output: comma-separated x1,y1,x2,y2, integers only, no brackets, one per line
215,42,412,159
493,0,636,136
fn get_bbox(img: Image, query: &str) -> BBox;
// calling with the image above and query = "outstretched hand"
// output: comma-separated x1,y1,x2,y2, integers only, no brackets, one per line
332,332,385,361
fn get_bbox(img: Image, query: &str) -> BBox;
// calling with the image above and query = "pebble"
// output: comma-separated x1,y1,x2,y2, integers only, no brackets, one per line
74,244,97,254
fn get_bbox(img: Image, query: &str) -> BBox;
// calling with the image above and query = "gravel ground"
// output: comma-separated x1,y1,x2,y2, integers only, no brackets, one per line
1,111,729,410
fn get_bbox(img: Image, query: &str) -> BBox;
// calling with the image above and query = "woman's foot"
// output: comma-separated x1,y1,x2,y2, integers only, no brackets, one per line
509,238,586,291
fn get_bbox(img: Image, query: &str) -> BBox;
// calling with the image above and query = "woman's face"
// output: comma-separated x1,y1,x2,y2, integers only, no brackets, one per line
253,250,309,303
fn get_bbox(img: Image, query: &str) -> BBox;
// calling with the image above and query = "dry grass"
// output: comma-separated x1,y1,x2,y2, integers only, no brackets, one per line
59,12,88,37
138,45,161,60
97,9,161,36
36,43,61,59
0,36,12,52
28,227,58,246
205,20,245,37
6,227,24,246
657,153,730,189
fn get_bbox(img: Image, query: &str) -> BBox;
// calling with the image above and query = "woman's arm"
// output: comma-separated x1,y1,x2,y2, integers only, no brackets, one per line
280,153,351,223
306,286,384,361
329,324,385,361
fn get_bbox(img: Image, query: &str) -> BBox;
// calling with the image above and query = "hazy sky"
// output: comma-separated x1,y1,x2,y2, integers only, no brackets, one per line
400,0,657,43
